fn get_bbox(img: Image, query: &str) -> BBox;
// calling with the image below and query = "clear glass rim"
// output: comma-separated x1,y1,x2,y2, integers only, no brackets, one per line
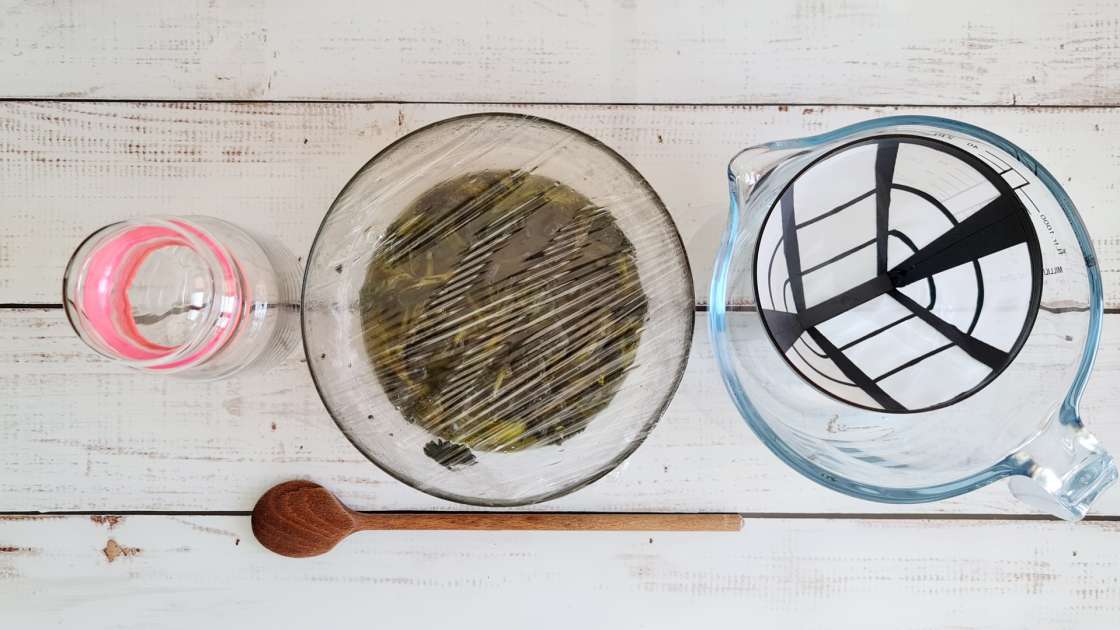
710,114,1105,504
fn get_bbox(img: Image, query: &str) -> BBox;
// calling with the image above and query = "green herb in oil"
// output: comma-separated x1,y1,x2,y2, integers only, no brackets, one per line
359,170,647,465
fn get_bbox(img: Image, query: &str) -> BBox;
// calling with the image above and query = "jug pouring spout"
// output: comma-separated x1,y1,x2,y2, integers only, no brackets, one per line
727,145,804,208
1007,414,1118,521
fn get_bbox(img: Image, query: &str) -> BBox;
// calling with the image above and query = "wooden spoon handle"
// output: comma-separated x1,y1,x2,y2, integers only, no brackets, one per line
352,512,742,532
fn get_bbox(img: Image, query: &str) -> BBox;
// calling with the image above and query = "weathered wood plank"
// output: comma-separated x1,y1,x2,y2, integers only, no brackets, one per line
2,1,1119,105
0,514,1117,629
1,308,1117,514
2,101,1119,305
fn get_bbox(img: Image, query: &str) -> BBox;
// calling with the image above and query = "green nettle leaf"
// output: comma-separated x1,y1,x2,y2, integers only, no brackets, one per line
359,170,648,465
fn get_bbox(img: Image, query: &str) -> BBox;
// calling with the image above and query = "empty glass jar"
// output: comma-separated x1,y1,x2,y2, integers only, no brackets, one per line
63,216,301,379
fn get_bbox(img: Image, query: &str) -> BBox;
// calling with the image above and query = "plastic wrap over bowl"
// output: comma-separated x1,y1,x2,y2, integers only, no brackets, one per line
303,113,694,506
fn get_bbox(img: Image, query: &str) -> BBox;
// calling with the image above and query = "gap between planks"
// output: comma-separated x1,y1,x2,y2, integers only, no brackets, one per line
1,510,1119,522
6,304,1120,314
7,98,1120,109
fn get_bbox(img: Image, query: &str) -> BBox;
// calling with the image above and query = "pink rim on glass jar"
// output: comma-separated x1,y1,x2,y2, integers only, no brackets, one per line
63,216,301,380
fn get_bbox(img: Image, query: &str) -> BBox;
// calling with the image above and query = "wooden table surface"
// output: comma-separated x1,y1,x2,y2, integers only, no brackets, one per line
2,1,1119,627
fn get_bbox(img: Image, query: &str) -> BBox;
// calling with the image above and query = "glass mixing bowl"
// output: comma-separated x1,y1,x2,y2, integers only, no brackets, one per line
303,113,693,506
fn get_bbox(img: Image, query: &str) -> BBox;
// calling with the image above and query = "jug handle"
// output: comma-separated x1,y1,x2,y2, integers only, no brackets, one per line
1006,413,1118,520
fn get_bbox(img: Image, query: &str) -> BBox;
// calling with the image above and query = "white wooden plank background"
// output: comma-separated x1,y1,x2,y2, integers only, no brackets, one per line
1,515,1117,630
3,307,1119,514
2,0,1119,105
2,0,1120,627
3,101,1120,306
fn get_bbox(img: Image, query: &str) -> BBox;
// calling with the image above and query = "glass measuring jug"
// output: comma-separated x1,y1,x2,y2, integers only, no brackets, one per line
710,115,1115,519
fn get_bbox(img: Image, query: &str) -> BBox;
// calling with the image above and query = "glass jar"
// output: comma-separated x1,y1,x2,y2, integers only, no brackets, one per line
63,216,301,379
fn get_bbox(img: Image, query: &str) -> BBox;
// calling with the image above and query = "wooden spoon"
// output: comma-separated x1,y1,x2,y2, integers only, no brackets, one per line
252,480,742,558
